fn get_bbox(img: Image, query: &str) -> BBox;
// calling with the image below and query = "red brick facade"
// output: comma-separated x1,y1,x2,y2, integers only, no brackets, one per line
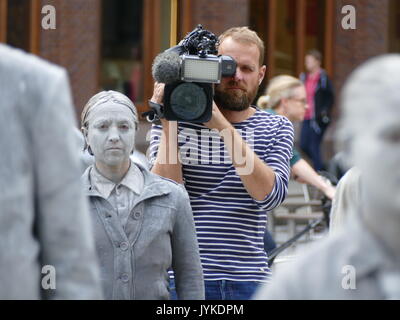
188,0,249,36
322,0,390,159
39,0,101,118
333,0,389,98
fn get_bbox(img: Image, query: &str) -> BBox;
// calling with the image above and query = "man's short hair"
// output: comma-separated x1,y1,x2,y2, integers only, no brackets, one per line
218,26,265,66
307,49,322,62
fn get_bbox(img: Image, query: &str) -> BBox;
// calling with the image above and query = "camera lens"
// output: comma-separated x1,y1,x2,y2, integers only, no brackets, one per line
170,83,207,121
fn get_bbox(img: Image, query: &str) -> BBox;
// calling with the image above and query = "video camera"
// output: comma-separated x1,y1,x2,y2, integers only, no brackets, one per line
145,25,236,123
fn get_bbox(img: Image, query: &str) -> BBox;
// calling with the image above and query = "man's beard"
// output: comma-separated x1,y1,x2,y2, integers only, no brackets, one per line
214,81,257,111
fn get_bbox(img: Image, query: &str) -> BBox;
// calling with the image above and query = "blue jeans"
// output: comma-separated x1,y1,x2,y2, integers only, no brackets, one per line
263,230,277,256
300,119,326,171
169,277,178,300
169,278,260,300
204,280,260,300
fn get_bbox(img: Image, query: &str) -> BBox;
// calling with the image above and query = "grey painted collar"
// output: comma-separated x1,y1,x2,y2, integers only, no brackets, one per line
90,162,143,199
82,161,172,202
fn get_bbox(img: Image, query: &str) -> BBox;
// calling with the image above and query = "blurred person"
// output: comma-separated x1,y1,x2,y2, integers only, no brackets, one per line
329,167,362,235
149,27,294,300
81,91,204,300
300,50,334,171
254,54,400,299
258,75,335,257
327,150,352,182
258,75,336,200
0,44,102,299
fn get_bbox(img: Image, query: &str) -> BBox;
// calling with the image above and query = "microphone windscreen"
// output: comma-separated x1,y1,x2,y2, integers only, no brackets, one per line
152,52,181,84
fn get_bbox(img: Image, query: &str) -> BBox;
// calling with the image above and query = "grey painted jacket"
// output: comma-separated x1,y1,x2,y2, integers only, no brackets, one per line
81,164,205,300
0,44,103,299
254,214,400,299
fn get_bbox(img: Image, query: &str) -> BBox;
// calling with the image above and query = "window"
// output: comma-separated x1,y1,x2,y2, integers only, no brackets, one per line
7,0,30,51
101,0,144,103
250,0,334,80
305,0,326,56
100,0,175,112
389,0,400,53
275,0,296,75
0,0,39,53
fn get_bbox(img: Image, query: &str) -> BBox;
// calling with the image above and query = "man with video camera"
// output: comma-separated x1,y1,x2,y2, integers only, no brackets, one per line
149,26,294,300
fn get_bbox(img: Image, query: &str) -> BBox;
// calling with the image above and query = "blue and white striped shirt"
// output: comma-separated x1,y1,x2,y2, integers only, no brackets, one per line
149,107,294,282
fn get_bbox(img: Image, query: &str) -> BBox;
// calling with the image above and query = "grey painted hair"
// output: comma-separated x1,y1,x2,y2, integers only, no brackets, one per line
81,90,138,130
336,54,400,162
81,90,139,152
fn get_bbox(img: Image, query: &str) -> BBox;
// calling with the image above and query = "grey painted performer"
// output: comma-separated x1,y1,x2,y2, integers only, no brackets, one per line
329,166,362,235
80,91,204,300
254,54,400,299
0,44,102,299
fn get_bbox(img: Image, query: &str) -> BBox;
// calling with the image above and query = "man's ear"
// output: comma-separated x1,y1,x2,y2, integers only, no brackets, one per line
259,65,266,85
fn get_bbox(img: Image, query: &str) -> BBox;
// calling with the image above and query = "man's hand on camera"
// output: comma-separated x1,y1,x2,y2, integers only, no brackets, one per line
150,82,170,128
151,82,165,104
151,82,177,133
203,102,232,131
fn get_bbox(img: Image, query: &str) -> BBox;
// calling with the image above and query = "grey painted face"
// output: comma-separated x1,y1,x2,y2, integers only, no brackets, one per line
85,102,136,168
339,54,400,215
353,111,400,213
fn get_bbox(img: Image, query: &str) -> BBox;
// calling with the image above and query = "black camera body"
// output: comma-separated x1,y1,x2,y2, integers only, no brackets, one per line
148,25,236,123
163,81,214,122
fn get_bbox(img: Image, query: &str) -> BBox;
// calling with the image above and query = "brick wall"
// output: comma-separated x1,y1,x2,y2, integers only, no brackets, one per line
39,0,101,119
320,0,390,162
333,0,389,98
188,0,250,36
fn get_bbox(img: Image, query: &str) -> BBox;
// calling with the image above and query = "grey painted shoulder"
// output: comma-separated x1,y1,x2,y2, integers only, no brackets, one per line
159,175,182,187
0,43,66,82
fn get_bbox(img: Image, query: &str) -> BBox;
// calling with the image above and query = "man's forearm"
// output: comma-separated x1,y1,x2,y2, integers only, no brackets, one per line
220,125,276,201
151,121,184,184
292,159,335,199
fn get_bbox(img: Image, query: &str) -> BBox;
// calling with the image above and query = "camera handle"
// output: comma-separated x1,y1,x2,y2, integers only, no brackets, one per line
142,100,165,125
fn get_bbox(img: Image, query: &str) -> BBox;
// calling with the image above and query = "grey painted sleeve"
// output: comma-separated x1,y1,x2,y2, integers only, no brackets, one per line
170,186,205,300
32,69,103,299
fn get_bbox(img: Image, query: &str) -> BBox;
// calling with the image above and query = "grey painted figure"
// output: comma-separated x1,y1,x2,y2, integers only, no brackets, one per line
254,54,400,299
0,44,103,299
81,91,204,300
329,166,362,235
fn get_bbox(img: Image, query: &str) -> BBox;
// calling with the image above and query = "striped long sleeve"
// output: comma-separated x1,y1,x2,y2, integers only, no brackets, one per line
149,108,294,282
